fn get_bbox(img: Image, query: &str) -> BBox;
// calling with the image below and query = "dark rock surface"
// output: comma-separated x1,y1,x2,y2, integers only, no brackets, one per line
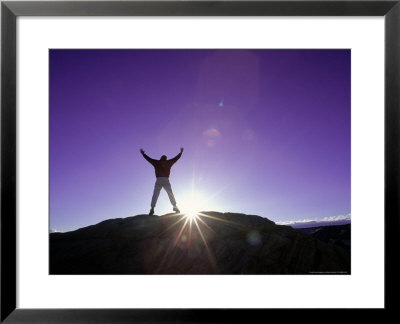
299,224,351,251
50,212,350,274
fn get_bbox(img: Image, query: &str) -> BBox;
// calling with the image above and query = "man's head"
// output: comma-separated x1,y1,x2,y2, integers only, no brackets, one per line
160,155,167,161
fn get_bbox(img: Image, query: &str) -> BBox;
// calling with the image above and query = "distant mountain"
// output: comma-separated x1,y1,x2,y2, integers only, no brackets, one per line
289,219,351,229
50,212,350,275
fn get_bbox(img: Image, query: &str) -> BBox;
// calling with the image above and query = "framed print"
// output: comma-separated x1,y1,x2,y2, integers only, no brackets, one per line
1,0,399,322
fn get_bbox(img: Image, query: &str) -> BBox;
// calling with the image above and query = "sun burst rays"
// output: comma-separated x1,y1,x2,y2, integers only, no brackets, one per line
154,210,244,273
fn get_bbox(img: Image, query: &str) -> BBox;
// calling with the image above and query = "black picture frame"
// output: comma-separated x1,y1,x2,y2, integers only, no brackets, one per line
1,0,399,322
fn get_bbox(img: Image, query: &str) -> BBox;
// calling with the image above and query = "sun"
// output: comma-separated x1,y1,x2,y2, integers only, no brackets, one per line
181,198,202,219
179,192,207,219
175,183,225,220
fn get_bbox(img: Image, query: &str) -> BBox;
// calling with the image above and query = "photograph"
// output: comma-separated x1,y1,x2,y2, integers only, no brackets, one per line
49,49,351,275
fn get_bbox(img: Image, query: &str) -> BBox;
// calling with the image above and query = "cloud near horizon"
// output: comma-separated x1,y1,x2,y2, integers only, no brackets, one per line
50,229,63,233
276,213,351,226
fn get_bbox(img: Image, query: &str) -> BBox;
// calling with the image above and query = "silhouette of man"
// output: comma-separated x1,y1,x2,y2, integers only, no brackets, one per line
140,147,183,215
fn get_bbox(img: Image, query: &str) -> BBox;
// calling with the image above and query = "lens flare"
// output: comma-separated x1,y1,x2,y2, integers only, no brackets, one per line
203,128,220,138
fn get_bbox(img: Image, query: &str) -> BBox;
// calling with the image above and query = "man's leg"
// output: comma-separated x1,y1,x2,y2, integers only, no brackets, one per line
150,179,163,208
163,179,177,207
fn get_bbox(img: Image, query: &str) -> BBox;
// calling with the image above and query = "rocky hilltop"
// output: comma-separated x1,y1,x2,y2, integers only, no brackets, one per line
50,212,350,274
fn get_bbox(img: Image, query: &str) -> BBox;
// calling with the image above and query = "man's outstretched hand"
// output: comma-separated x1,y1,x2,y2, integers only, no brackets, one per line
140,149,145,154
180,147,184,153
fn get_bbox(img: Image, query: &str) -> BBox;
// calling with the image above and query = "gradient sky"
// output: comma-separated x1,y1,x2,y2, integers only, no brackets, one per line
50,49,350,232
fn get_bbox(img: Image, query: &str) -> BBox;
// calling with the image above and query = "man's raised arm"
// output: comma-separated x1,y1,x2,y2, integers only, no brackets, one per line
169,147,184,164
140,149,156,165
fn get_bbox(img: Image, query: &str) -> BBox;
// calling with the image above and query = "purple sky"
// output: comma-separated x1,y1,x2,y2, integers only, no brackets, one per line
50,49,350,232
